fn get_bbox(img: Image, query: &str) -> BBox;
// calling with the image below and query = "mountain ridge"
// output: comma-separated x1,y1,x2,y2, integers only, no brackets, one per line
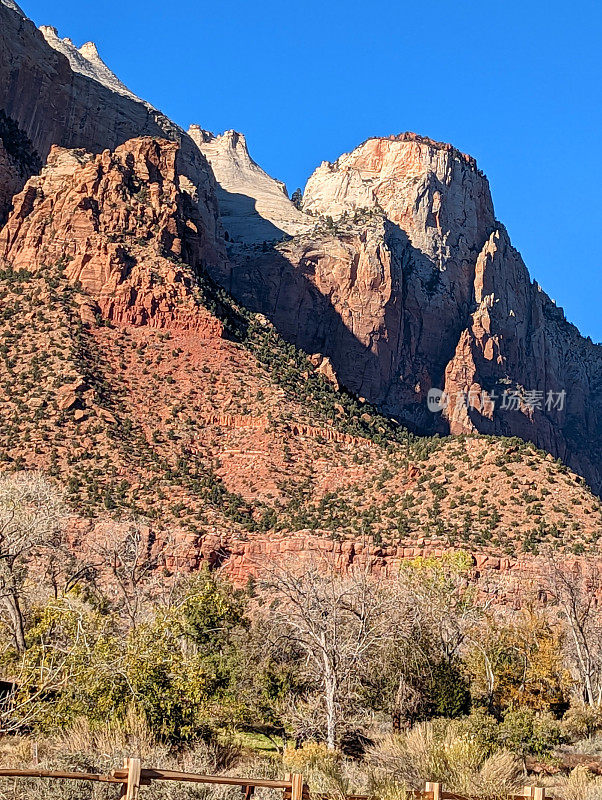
0,0,601,590
1,133,599,581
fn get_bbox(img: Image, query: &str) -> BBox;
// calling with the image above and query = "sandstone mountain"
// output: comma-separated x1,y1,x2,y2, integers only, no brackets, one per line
1,0,602,593
39,26,143,103
211,132,602,493
0,133,600,604
190,126,311,243
0,0,222,268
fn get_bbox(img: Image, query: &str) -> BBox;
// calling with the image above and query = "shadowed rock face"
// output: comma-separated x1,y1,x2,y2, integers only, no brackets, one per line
0,109,42,224
0,0,223,267
0,0,24,14
190,126,312,243
211,133,602,492
1,0,600,492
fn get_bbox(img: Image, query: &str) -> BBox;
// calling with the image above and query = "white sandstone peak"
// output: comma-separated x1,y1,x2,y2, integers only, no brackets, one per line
39,25,148,106
189,125,311,244
79,41,100,60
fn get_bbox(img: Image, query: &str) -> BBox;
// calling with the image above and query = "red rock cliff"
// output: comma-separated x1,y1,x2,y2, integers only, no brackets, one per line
213,134,602,493
0,137,223,335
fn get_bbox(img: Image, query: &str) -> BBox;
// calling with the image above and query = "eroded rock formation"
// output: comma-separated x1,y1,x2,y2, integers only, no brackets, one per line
39,26,144,103
0,137,223,335
0,0,223,267
1,0,601,496
190,126,311,243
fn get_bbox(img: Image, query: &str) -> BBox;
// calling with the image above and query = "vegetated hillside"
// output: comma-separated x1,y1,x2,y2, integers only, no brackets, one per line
0,136,599,565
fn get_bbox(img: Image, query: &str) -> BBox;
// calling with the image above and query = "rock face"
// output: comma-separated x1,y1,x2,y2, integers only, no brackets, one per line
0,0,24,14
195,532,548,607
0,137,223,335
0,109,42,224
39,26,143,103
214,133,602,492
217,213,406,398
0,0,223,266
190,126,311,243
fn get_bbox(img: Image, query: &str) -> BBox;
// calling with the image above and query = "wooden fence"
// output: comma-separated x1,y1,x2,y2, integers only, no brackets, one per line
0,758,550,800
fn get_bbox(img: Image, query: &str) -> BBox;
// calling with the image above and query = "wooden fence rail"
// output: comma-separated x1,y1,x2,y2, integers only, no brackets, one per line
0,758,550,800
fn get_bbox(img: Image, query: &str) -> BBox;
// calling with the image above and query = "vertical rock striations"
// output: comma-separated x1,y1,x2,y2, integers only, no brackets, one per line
1,0,601,492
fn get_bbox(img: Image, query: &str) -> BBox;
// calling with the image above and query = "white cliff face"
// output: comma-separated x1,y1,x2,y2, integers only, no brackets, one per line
39,26,145,104
190,126,312,244
303,134,495,272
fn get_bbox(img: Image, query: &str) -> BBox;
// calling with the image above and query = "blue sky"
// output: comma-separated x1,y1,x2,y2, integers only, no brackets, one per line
21,0,602,342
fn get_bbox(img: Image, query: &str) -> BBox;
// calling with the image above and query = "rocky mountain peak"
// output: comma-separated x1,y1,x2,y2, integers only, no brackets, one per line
78,41,101,59
2,0,602,585
303,134,494,273
215,131,602,493
190,124,312,244
188,125,217,145
39,24,145,103
385,131,478,168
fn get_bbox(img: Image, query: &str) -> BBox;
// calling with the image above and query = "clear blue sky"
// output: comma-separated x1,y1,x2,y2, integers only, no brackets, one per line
20,0,602,343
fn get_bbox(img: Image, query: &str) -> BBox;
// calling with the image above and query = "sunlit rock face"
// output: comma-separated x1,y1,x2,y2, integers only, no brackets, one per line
0,137,223,335
0,0,224,267
1,0,600,493
190,126,312,244
39,26,144,103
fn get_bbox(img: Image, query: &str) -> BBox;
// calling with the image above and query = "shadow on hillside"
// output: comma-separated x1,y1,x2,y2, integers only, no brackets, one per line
206,193,464,438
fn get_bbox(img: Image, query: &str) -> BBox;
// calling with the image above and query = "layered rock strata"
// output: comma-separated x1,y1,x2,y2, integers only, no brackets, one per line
211,133,602,492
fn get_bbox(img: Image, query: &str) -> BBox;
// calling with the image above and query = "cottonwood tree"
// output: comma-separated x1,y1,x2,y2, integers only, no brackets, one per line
0,601,92,733
362,551,481,727
86,524,172,629
466,609,570,715
543,552,602,706
0,472,64,653
259,553,391,749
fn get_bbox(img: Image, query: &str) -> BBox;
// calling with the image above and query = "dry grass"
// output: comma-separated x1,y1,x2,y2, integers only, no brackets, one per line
367,721,523,798
0,712,280,800
283,742,368,798
546,768,602,800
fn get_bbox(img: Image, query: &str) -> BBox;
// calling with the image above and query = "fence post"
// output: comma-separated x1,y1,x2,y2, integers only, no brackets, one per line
283,772,292,800
522,787,545,800
121,758,141,800
425,782,441,800
291,773,304,800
